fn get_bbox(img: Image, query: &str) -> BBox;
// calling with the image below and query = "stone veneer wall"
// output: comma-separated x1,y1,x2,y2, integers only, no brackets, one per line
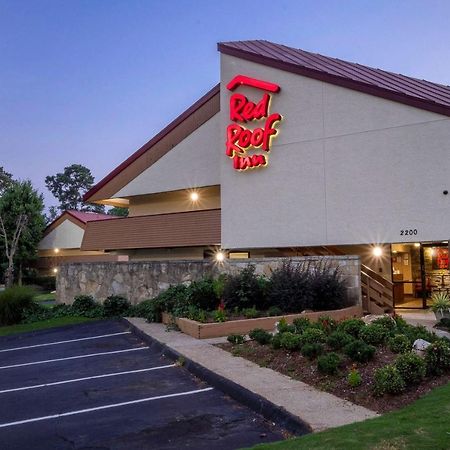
56,256,361,305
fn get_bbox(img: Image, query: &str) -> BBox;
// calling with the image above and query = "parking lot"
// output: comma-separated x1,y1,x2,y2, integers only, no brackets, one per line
0,320,284,449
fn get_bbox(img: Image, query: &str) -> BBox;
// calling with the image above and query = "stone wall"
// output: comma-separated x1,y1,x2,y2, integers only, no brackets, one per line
56,256,361,306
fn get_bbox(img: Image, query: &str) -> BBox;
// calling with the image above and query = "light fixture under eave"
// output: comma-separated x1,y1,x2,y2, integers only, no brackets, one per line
54,248,60,254
53,268,58,274
414,243,421,247
373,246,383,257
190,192,199,202
215,251,226,262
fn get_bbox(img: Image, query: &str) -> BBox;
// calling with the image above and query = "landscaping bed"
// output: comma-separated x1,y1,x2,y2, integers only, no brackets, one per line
217,316,450,413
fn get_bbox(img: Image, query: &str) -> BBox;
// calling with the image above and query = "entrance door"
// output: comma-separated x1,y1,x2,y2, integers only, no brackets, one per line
422,243,450,308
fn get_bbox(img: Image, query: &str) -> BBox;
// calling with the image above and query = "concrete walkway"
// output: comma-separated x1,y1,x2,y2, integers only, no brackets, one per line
126,318,378,432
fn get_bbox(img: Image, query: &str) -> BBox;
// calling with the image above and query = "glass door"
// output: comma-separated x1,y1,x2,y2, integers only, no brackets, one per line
422,243,450,308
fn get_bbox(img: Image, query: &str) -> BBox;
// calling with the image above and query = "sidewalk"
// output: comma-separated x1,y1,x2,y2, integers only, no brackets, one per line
125,318,377,433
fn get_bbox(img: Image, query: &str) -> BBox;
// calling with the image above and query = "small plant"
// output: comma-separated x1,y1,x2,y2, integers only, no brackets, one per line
344,340,376,363
430,292,450,319
425,339,450,375
277,318,296,333
316,315,337,334
395,353,426,384
103,295,131,317
347,366,362,387
317,352,341,375
279,332,303,351
242,307,259,319
373,364,405,396
327,330,354,350
271,333,283,349
300,328,327,345
249,328,272,345
176,356,186,367
227,334,245,345
301,342,324,360
371,315,397,333
388,334,411,354
214,308,227,323
337,318,366,338
267,306,283,317
72,295,97,315
0,286,35,325
359,324,390,346
292,317,312,334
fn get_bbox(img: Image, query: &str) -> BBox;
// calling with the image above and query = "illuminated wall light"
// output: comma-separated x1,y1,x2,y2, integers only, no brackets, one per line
215,251,226,262
190,192,199,202
53,268,58,274
54,248,60,254
414,243,421,247
373,246,383,257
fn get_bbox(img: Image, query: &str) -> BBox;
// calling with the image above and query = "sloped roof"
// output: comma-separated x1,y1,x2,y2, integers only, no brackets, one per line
66,210,117,224
218,40,450,116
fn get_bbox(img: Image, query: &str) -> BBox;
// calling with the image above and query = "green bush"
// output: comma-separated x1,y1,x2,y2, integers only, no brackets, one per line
425,340,450,375
395,353,426,384
279,332,303,351
359,324,390,346
267,306,283,317
300,328,327,345
316,315,337,334
371,316,397,333
72,295,97,315
267,260,313,313
344,339,376,362
388,334,411,354
185,278,217,311
293,317,312,334
347,368,362,387
0,286,35,325
223,265,268,310
301,342,324,360
213,308,227,323
103,295,131,317
327,330,354,350
277,318,296,334
337,318,366,338
227,334,245,345
402,324,438,344
151,284,188,318
271,333,283,349
373,365,405,396
131,298,165,322
317,352,341,375
242,307,259,319
249,328,272,345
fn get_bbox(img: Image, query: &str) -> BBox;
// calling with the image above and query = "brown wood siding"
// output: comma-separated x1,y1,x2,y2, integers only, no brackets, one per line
81,209,221,251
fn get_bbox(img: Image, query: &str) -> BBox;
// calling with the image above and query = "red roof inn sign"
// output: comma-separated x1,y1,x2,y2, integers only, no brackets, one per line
225,75,282,171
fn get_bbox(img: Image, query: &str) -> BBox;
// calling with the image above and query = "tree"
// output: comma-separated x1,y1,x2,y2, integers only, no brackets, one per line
0,167,14,196
45,164,105,215
108,207,129,217
0,181,45,287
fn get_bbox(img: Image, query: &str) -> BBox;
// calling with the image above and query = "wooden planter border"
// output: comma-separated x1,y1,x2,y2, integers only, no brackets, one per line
161,304,363,339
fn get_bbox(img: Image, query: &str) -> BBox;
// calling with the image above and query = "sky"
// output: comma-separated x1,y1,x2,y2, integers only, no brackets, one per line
1,0,450,209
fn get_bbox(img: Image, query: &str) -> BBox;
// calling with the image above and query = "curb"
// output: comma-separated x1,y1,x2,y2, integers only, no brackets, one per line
122,318,312,436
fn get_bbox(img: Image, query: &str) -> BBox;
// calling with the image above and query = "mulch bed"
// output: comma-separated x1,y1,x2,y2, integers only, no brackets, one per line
217,341,450,413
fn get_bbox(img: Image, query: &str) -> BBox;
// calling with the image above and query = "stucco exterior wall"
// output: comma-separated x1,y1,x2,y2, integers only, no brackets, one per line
115,114,221,198
38,220,85,250
220,55,450,249
57,256,360,306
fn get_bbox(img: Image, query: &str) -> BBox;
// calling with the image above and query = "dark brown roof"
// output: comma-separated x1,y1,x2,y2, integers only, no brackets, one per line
81,209,221,251
218,40,450,117
84,84,220,203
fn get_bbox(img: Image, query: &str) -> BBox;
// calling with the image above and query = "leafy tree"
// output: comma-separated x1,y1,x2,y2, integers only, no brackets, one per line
108,207,129,217
45,164,105,215
0,181,45,287
0,167,14,196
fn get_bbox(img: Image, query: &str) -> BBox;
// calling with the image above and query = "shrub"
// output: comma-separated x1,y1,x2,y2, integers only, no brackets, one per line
267,260,313,313
309,261,348,311
359,324,390,346
395,353,426,384
317,352,341,375
300,328,327,345
184,305,208,322
337,318,366,338
132,298,165,322
438,317,450,329
0,286,35,325
267,306,283,317
292,317,312,334
403,324,438,344
425,340,450,375
227,334,245,345
249,328,272,345
103,295,131,317
223,265,268,310
279,332,302,351
371,316,397,333
301,343,324,360
242,307,259,319
185,278,217,311
271,333,283,349
388,334,411,354
154,284,189,317
316,315,337,334
344,340,376,363
327,331,354,350
347,367,362,387
213,308,227,323
277,318,296,334
373,365,405,396
72,295,96,315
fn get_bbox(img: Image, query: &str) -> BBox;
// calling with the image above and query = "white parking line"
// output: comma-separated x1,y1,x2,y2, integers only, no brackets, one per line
0,347,149,370
0,331,132,353
0,364,176,394
0,387,214,428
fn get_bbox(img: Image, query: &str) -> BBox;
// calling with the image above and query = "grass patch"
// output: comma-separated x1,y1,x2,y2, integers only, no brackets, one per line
0,316,98,337
246,382,450,450
34,292,56,302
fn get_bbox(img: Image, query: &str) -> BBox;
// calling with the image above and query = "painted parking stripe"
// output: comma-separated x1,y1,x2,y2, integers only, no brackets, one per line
0,331,132,353
0,387,214,428
0,347,149,370
0,364,176,394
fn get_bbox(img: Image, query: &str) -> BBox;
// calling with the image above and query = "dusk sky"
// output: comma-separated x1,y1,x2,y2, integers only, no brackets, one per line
1,0,450,209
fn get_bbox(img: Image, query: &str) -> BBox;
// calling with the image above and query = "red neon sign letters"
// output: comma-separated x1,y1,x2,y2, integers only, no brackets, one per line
225,75,282,171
